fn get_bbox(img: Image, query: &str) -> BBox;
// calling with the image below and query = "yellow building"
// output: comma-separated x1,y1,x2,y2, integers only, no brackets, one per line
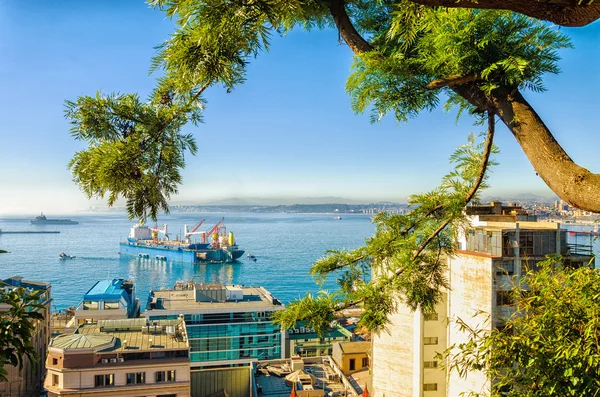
0,276,51,397
331,341,371,375
44,318,190,397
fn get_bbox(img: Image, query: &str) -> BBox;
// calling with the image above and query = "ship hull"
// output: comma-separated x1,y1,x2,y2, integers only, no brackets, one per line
31,220,79,225
119,242,244,264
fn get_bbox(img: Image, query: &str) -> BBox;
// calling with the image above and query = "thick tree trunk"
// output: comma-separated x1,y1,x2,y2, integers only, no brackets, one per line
492,89,600,212
408,0,600,27
452,84,600,212
329,1,600,212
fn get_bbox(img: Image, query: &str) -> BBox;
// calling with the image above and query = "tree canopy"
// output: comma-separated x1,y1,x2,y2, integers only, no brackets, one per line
66,1,599,221
0,287,45,382
444,259,600,396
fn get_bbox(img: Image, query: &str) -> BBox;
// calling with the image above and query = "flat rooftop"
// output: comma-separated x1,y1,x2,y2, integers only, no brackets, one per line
74,320,189,352
148,285,283,314
84,279,131,301
257,357,354,397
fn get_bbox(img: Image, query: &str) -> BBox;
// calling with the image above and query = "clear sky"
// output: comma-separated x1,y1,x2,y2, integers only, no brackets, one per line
1,1,599,214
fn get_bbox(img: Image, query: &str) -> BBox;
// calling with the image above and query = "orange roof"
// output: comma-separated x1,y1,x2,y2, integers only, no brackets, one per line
362,384,370,397
290,382,298,397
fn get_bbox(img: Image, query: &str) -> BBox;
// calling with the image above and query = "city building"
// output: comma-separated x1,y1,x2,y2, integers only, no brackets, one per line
331,341,371,375
0,276,51,397
285,321,353,358
145,281,285,397
44,318,190,397
370,202,595,397
71,279,140,325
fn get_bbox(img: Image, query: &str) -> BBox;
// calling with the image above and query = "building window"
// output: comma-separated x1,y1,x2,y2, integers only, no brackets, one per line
349,358,356,371
156,370,176,382
94,374,114,387
424,313,438,321
82,301,98,310
104,301,120,310
126,372,145,385
52,357,58,365
424,361,438,368
424,383,438,391
52,374,59,386
496,290,514,307
423,337,438,345
362,357,369,367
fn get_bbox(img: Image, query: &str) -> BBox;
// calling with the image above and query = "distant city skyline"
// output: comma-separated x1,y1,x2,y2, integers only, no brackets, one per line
1,1,598,214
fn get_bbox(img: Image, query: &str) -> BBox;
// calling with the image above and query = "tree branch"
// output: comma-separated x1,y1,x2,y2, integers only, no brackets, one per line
426,73,479,90
408,0,600,27
411,111,495,261
327,0,373,54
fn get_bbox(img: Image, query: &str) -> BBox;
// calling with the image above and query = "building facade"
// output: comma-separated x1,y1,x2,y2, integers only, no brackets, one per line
44,318,190,397
371,202,594,397
145,282,285,368
286,322,353,358
0,276,51,397
72,279,140,324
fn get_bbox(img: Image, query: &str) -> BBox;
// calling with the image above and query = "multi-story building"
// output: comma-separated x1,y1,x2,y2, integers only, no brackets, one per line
44,318,190,397
285,321,353,358
145,282,285,367
71,279,140,325
145,281,284,397
0,276,51,397
371,202,594,397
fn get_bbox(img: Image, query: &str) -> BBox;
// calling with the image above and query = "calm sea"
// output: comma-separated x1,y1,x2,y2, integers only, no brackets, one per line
0,212,376,311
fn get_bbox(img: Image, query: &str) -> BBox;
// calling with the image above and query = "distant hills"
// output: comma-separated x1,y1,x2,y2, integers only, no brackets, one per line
171,196,388,206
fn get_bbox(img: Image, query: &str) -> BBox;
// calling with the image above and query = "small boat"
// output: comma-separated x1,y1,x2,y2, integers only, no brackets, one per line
331,216,342,220
59,252,75,260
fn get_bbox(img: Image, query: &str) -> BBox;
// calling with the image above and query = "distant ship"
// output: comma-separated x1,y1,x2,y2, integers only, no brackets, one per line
119,218,244,264
31,213,79,225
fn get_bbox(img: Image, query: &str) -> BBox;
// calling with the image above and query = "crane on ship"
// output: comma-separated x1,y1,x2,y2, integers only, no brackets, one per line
203,218,226,246
183,219,206,243
151,224,169,243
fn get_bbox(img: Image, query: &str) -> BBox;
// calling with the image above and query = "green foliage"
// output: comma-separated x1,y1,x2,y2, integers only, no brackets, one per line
274,132,498,334
443,258,600,396
346,8,572,122
149,0,332,95
65,92,199,221
0,287,45,382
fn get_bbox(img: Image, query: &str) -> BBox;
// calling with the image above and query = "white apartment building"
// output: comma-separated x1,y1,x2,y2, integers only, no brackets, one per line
371,202,594,397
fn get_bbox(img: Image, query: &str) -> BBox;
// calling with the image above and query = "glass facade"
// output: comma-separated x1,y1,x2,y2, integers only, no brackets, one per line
148,311,282,363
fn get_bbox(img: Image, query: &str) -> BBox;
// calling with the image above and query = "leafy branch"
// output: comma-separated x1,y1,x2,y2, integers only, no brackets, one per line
274,125,498,334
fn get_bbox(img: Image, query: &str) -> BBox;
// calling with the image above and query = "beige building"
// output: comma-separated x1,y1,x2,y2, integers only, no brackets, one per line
44,318,190,397
0,276,51,397
331,341,371,375
371,202,594,397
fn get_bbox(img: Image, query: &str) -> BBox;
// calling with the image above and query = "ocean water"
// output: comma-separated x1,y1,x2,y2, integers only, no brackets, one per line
0,212,376,311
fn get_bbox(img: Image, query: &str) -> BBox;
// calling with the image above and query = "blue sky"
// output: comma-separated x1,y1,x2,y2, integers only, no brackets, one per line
1,1,599,214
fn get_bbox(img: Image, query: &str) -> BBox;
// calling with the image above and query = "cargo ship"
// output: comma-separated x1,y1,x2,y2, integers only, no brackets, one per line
119,218,244,264
31,213,79,225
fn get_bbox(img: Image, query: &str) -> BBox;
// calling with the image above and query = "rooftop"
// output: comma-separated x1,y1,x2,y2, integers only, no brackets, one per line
83,279,133,301
338,341,371,355
257,357,355,397
147,283,283,314
1,275,50,291
50,318,189,353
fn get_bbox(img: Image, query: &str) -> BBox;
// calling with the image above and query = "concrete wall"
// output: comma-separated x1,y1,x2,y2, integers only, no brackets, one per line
447,253,493,397
371,302,416,397
45,360,190,396
422,292,447,397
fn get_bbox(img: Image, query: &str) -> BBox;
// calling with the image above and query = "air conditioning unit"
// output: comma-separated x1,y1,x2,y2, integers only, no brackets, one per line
101,359,109,364
109,358,117,363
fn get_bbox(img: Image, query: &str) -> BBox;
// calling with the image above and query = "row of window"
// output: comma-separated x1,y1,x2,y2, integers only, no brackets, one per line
82,301,121,310
93,370,176,387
